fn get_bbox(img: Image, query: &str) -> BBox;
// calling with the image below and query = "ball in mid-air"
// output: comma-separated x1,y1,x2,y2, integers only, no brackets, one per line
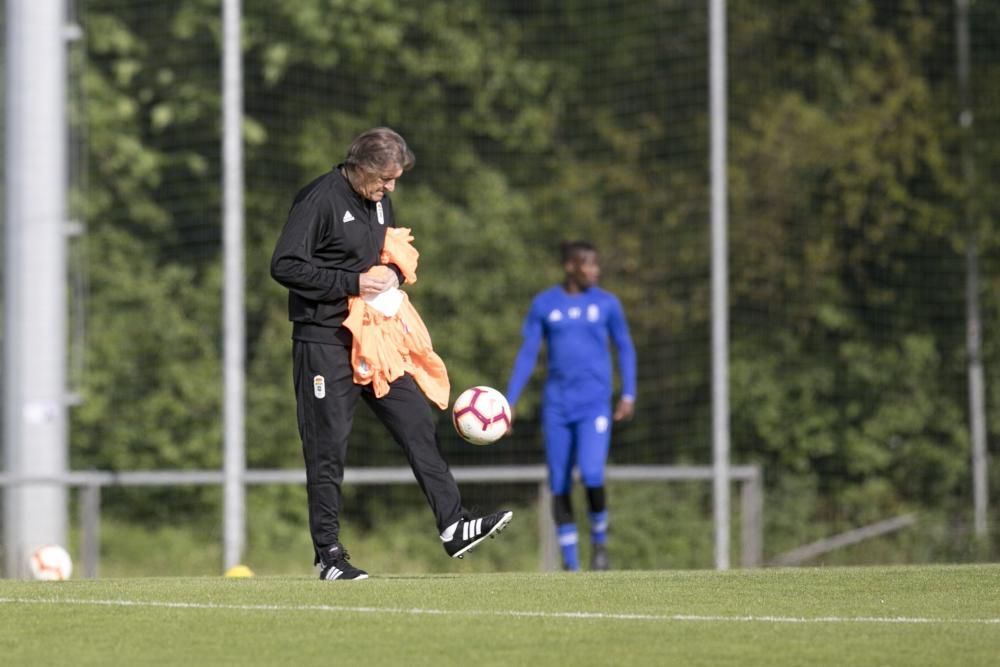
452,386,512,446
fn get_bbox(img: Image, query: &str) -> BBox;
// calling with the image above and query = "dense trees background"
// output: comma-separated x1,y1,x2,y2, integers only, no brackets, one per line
51,0,1000,561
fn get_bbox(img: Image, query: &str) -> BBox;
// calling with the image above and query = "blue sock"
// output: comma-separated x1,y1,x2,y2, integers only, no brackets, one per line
557,523,579,571
589,510,608,546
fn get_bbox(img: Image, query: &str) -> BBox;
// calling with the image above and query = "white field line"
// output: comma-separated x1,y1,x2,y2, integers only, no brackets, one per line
1,597,999,625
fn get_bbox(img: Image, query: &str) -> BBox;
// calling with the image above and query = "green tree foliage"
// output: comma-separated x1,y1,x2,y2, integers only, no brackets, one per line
67,0,999,558
726,0,987,537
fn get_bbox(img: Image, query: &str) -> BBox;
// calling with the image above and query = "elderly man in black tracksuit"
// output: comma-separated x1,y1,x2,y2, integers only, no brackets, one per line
270,127,512,580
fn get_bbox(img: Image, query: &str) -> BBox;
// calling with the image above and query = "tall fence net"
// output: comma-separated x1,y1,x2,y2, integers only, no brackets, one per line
2,0,998,575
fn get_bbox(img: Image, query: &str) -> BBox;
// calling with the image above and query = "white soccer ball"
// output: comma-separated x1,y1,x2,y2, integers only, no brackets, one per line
452,386,512,446
29,544,73,581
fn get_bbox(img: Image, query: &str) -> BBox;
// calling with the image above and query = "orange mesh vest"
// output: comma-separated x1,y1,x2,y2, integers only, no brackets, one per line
341,228,450,409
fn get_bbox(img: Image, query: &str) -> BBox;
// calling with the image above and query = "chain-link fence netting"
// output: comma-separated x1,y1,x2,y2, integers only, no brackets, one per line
2,0,998,574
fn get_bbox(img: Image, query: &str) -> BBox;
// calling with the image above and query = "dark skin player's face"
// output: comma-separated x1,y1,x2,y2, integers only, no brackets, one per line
564,250,600,293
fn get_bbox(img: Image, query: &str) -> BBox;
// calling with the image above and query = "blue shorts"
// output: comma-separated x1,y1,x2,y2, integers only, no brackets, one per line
542,405,612,495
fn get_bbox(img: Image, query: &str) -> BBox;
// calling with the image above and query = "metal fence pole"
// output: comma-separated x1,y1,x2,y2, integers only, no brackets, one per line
221,0,247,571
79,484,101,578
538,482,558,571
709,0,732,571
740,472,763,568
955,0,989,542
3,0,71,579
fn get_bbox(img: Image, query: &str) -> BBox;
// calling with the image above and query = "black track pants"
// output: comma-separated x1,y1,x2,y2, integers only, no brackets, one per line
292,340,464,550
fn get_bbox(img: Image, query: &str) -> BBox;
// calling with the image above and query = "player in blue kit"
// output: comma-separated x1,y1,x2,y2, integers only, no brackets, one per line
506,241,637,571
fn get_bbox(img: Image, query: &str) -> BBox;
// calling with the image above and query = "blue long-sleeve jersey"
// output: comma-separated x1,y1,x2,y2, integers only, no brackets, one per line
506,285,636,417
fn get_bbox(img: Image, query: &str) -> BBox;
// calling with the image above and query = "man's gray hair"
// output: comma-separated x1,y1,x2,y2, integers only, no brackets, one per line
344,127,415,174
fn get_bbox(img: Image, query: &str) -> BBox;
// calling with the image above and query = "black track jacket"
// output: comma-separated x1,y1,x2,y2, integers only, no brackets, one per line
270,165,400,345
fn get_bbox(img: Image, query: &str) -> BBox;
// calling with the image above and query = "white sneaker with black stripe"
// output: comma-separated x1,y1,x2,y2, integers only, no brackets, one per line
317,543,369,581
443,510,514,559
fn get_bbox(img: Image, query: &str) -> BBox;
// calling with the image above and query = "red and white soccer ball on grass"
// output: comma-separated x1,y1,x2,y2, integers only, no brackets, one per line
29,544,73,581
452,386,512,446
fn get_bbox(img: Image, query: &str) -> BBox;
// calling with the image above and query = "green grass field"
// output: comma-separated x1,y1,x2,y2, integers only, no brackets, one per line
2,565,998,666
